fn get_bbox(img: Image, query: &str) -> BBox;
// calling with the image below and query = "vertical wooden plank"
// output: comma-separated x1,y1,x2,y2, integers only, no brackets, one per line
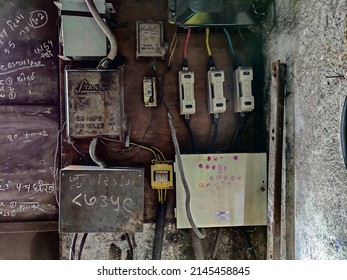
267,61,285,259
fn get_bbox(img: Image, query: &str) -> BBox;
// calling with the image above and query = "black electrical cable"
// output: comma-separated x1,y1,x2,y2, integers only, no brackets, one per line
184,117,197,153
237,227,257,260
238,29,254,68
69,233,78,260
125,233,134,260
230,113,252,150
152,201,167,260
210,116,219,152
77,233,88,260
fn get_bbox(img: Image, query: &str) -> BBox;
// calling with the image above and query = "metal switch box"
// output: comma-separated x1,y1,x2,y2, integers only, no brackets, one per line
65,69,126,139
59,165,144,233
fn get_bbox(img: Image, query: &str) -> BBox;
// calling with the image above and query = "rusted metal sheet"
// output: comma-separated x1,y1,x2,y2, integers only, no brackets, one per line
267,61,286,260
65,69,125,139
0,106,59,222
59,165,144,233
0,0,59,105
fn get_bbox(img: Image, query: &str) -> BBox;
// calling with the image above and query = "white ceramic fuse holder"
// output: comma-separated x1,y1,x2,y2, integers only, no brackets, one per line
207,69,226,114
179,70,196,115
233,67,254,113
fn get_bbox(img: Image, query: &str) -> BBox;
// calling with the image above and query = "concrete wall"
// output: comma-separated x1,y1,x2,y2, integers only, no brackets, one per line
265,0,347,259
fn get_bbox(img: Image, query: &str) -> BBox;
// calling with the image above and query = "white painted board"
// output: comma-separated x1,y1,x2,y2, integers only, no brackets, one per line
175,153,267,228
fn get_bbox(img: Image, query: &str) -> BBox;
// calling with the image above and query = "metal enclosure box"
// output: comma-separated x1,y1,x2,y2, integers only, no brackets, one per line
168,0,254,27
59,165,144,233
136,21,166,59
65,69,125,139
175,153,267,228
60,0,107,57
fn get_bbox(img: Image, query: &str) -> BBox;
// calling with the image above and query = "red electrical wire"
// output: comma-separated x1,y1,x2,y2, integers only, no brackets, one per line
183,28,191,60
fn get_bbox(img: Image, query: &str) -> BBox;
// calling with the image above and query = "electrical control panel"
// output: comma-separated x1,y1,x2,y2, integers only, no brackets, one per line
179,70,196,115
151,162,173,189
143,77,157,107
207,69,226,114
175,153,267,228
136,21,166,59
65,69,126,139
59,0,107,58
233,67,254,113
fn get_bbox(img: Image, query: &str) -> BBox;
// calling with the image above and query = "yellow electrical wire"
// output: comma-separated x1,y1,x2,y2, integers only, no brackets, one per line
151,146,166,161
129,142,159,161
167,28,177,68
206,27,212,57
101,137,166,162
158,189,161,203
157,189,167,204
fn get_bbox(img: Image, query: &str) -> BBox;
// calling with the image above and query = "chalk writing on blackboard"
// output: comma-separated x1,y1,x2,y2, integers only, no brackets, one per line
0,200,57,217
0,178,55,194
0,2,58,104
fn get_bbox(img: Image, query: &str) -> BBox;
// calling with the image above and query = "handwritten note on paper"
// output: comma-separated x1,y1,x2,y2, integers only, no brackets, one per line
59,166,144,233
0,1,58,104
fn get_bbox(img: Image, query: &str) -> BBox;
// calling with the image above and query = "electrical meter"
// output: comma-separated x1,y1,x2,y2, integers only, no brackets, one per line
136,21,166,59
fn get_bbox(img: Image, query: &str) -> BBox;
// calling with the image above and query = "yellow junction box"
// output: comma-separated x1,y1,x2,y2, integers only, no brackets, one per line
151,162,173,189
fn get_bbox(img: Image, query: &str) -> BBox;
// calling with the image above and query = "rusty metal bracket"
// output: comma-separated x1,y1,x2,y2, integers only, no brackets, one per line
267,61,286,260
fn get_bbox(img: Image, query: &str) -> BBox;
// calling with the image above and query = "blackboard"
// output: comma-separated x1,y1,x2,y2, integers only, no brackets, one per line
0,0,58,104
0,106,59,222
60,166,144,233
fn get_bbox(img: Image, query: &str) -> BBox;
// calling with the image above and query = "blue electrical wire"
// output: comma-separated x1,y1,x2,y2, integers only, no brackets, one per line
223,28,241,70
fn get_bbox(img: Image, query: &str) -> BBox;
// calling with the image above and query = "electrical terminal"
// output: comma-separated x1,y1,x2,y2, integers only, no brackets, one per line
233,67,254,113
179,69,195,115
207,69,226,114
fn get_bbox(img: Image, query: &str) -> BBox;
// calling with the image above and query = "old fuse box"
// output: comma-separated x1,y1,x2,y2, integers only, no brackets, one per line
65,69,126,139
